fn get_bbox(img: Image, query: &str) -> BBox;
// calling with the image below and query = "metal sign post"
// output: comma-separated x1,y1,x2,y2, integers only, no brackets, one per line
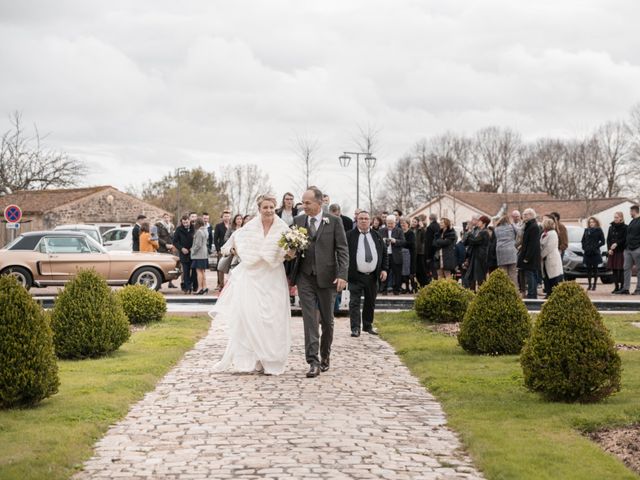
3,204,22,244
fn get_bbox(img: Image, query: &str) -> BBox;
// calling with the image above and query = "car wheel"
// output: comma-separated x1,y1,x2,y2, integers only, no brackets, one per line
563,274,576,282
600,275,614,284
131,267,163,291
1,266,33,290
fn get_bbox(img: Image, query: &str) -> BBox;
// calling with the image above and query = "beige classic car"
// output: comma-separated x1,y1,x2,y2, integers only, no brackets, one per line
0,231,180,291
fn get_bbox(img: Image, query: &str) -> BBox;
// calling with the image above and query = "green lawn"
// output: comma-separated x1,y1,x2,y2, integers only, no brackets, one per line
377,312,640,480
0,315,211,480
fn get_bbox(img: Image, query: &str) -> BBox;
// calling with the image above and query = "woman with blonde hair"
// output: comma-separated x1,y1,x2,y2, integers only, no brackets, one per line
209,193,291,375
540,217,564,297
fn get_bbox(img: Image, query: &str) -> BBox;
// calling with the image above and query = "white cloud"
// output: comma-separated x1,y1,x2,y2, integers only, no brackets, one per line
0,0,639,211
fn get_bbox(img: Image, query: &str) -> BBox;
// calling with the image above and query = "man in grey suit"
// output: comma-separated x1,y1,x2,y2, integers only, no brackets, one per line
294,187,349,378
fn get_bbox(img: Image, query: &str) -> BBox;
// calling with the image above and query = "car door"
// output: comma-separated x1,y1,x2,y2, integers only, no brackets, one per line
43,235,111,282
103,229,132,251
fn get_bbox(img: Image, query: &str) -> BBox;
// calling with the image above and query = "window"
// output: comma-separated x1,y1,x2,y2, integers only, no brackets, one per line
45,236,91,254
103,229,128,242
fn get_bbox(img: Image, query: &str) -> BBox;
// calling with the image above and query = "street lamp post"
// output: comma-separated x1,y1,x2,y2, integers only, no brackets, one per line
175,167,186,221
338,151,377,209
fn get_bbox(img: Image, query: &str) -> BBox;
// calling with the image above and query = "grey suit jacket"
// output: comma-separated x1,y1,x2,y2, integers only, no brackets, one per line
293,213,349,288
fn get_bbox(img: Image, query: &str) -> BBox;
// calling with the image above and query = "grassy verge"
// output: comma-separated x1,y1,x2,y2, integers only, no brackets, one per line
0,315,211,480
377,312,640,480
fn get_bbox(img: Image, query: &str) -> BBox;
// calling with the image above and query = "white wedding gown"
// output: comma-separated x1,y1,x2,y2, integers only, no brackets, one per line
209,215,291,375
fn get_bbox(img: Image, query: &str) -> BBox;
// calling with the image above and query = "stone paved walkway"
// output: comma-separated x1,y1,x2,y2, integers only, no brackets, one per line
75,317,484,480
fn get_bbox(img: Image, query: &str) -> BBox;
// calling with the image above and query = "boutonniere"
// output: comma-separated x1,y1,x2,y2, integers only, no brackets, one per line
322,217,330,225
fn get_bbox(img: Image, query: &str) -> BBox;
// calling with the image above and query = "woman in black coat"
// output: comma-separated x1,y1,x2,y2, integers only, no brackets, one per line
400,218,417,293
463,215,491,291
433,217,457,279
606,212,627,293
581,216,605,291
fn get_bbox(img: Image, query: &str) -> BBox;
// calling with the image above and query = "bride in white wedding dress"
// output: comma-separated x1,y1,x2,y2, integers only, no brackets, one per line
209,194,292,375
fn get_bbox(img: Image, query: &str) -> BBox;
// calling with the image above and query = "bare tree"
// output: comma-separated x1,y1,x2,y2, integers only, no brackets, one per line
0,111,86,194
518,138,568,197
414,133,471,200
596,120,634,197
354,124,382,212
376,155,420,214
222,164,272,215
291,132,320,190
466,126,522,193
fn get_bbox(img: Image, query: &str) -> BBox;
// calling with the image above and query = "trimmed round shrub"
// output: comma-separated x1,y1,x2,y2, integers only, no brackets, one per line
116,284,167,324
51,269,130,359
520,281,621,403
458,269,531,354
414,279,474,323
0,275,59,408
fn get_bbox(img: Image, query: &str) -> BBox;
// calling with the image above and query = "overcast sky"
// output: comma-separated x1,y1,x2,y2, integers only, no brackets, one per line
1,1,639,212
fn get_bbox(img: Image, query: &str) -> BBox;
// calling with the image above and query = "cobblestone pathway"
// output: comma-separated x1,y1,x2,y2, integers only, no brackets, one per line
75,317,483,480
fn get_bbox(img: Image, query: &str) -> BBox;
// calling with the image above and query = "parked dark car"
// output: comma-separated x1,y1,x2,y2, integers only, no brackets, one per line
562,226,612,283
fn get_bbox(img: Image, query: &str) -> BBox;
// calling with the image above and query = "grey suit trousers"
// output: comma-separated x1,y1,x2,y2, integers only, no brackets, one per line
297,271,336,366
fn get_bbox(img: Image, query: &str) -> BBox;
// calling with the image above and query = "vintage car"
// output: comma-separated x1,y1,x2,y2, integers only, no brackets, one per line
0,231,180,291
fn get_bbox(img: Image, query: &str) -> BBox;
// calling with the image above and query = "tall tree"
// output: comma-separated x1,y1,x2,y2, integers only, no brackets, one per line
137,167,228,220
291,133,320,190
414,133,471,200
596,120,634,197
466,126,522,193
376,155,420,214
0,112,86,194
354,124,382,212
222,164,272,215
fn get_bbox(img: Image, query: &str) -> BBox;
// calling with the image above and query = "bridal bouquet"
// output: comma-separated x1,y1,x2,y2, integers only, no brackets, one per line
278,226,310,257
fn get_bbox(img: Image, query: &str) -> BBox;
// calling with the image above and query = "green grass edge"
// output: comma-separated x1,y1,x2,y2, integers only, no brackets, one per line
377,311,640,480
0,315,211,480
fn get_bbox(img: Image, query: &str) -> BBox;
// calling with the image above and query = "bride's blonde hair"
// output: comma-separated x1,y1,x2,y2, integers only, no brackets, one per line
256,193,277,208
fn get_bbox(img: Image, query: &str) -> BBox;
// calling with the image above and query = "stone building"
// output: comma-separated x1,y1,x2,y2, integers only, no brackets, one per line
0,186,170,246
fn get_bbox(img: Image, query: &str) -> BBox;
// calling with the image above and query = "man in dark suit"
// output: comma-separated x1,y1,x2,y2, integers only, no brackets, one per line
293,187,349,378
329,203,354,232
213,210,231,290
424,213,440,283
131,214,147,252
378,214,405,295
347,210,388,337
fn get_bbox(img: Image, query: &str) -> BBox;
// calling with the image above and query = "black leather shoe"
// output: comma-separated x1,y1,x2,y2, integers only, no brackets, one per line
306,365,320,378
614,289,630,295
320,359,330,372
364,328,379,335
351,329,360,337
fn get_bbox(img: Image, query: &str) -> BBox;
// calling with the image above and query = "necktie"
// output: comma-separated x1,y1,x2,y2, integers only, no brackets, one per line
309,217,317,237
362,232,373,262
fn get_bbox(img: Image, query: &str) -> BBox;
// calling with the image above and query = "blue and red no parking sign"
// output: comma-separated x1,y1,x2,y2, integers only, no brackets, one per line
3,204,22,223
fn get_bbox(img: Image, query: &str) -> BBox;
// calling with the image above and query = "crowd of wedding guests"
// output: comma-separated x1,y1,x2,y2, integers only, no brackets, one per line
130,192,640,299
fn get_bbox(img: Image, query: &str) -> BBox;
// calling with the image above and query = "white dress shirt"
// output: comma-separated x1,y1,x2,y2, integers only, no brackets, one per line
386,228,393,254
357,229,378,273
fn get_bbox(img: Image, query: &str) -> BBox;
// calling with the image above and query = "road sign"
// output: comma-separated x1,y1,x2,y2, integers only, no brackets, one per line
5,222,20,230
4,204,22,223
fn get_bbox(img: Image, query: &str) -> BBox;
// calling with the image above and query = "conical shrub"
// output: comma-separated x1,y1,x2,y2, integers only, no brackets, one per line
458,269,531,354
414,279,474,323
521,281,621,403
51,269,130,359
0,275,59,408
116,284,167,324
